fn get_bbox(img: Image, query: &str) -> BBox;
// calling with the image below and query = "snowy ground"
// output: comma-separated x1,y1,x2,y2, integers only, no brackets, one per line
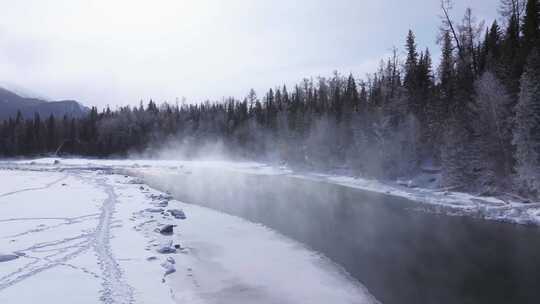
10,157,540,226
0,160,377,304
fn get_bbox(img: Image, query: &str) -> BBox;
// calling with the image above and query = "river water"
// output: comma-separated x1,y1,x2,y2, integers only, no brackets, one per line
142,168,540,304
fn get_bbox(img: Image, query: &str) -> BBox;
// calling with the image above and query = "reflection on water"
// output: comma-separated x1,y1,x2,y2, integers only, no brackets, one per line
143,168,540,304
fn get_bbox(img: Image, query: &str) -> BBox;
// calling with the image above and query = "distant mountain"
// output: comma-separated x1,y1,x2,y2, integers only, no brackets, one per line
0,87,89,121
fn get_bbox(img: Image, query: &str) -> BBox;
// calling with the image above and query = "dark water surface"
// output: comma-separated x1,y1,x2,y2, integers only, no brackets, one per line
143,168,540,304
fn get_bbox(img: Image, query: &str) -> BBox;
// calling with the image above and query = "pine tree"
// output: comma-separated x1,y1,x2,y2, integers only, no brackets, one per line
500,2,524,97
33,113,43,153
46,114,56,152
344,74,359,112
247,89,258,110
417,48,438,159
404,30,419,95
473,71,513,190
522,0,540,54
454,16,476,117
479,21,501,72
513,48,540,195
438,30,455,120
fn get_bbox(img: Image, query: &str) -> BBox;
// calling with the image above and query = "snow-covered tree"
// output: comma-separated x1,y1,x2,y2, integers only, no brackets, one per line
472,71,513,190
513,49,540,195
441,116,477,189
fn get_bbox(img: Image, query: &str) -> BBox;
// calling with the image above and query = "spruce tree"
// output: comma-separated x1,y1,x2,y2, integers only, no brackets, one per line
404,30,419,93
522,0,540,54
513,48,540,195
479,21,501,72
345,74,359,112
46,114,56,152
438,31,455,121
500,6,523,97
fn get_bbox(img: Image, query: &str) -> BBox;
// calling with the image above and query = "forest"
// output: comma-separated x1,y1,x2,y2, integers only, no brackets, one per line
1,0,539,197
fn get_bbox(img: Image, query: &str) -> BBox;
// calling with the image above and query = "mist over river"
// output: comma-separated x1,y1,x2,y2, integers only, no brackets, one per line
141,167,540,304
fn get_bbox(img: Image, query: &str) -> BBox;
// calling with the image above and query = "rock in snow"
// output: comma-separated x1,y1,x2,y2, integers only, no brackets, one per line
156,201,169,207
168,209,186,220
160,260,176,276
156,241,177,254
150,193,173,201
159,224,175,235
0,253,20,262
145,208,164,213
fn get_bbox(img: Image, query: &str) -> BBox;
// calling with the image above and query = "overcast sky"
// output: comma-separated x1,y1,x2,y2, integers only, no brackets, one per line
0,0,498,108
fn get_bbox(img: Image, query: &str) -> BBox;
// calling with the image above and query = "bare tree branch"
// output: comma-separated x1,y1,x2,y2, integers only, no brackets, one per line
440,0,465,61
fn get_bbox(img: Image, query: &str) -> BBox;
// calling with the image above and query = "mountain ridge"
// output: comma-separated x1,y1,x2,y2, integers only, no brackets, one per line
0,87,89,121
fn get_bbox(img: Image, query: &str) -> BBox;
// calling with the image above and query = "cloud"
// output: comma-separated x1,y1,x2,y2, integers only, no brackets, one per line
0,0,498,108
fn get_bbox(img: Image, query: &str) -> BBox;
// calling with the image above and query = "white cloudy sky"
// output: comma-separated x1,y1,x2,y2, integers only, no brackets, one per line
0,0,498,108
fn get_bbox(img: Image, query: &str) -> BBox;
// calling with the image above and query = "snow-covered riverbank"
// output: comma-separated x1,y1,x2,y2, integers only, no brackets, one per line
0,160,376,303
298,173,540,226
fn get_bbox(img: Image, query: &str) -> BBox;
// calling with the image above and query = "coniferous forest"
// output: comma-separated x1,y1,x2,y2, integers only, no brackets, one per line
1,0,540,197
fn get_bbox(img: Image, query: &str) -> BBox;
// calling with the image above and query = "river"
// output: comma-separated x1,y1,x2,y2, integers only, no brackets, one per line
141,167,540,304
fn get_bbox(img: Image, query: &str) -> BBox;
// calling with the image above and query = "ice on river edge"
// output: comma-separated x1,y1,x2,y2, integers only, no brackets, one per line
0,160,377,304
